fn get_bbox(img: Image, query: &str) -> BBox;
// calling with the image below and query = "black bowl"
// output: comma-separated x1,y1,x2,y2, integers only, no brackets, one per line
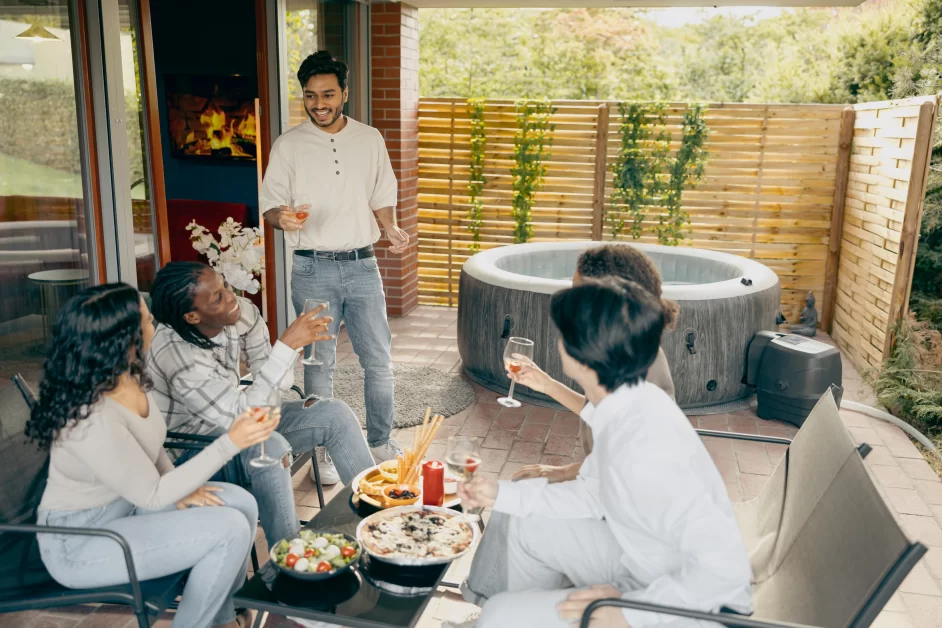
268,531,361,581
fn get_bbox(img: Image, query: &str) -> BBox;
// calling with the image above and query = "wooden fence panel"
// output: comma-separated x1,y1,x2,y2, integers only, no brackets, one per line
830,95,939,372
417,98,847,319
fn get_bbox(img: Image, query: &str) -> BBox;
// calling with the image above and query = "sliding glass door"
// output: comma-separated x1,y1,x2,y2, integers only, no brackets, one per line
273,0,363,330
0,0,94,384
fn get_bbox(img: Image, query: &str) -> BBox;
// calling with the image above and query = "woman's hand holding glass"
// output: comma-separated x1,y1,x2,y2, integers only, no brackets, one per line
505,354,554,394
456,474,499,511
227,406,280,450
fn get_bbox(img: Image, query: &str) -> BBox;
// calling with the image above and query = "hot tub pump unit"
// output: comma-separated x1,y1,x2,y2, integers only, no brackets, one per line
743,332,843,427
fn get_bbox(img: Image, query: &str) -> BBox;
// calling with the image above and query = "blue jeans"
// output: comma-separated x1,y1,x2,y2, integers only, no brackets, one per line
177,398,374,548
291,252,395,447
37,482,257,628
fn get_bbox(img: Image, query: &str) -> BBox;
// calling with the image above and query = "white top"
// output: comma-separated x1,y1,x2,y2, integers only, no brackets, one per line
259,117,399,252
39,395,239,512
493,382,753,626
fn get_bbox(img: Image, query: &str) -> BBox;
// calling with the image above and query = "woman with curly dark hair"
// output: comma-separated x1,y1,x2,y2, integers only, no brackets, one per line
27,283,279,628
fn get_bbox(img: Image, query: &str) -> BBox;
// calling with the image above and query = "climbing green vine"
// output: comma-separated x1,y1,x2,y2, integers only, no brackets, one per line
609,102,669,240
467,98,487,252
511,99,555,243
657,104,709,246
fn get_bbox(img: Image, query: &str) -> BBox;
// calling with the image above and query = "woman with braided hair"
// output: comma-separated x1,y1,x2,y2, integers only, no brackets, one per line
28,283,276,627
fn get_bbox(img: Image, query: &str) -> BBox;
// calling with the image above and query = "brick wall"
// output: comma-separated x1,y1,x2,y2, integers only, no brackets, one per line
370,2,420,317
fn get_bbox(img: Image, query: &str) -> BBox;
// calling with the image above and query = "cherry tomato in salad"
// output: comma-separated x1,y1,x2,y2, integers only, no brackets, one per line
304,548,315,558
341,545,356,558
285,554,299,567
316,561,332,573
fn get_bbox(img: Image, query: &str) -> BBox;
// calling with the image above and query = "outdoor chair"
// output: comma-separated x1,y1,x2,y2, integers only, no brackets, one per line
581,389,927,628
0,375,186,627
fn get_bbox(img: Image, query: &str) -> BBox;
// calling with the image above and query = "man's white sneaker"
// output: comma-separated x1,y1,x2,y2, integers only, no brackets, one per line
311,447,340,485
370,439,402,463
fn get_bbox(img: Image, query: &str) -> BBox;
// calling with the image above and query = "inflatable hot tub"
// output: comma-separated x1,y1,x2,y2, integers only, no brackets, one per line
457,242,781,408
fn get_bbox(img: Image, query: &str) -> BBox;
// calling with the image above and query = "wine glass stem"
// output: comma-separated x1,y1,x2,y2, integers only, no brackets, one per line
259,442,267,459
506,380,516,401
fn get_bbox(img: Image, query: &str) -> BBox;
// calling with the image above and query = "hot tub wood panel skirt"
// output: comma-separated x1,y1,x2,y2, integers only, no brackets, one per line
457,242,781,409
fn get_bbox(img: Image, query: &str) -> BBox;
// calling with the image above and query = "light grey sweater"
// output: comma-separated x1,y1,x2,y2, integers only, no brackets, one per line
38,394,240,512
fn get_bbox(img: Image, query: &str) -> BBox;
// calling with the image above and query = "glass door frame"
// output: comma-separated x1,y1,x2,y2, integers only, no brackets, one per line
80,0,169,288
261,0,370,338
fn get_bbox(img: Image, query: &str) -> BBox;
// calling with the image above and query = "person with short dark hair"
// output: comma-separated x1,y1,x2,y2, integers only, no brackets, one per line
452,278,752,628
29,283,275,628
512,243,678,483
259,50,406,474
146,262,374,551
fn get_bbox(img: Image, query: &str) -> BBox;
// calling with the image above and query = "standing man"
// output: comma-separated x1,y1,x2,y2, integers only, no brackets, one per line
260,51,407,477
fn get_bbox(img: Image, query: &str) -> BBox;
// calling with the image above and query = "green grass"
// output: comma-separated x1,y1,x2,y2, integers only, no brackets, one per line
0,152,146,199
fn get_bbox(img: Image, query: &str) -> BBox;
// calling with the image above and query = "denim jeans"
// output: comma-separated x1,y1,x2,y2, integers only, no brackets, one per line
36,482,257,628
291,252,395,447
177,397,374,548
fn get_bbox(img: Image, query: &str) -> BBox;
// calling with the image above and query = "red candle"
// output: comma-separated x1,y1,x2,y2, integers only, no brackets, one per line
422,460,445,506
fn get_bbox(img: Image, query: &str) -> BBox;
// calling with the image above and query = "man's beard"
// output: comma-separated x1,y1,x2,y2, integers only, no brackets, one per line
307,106,343,128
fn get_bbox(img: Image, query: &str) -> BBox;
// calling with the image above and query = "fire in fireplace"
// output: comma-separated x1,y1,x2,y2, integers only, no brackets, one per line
166,74,257,161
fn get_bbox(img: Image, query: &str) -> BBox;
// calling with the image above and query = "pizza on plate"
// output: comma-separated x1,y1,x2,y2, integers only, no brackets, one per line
360,509,473,559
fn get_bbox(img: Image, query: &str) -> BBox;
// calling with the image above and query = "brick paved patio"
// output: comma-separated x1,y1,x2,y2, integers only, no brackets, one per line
4,306,941,628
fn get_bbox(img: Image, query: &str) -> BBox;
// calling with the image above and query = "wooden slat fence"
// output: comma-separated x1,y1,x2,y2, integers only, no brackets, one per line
415,96,938,373
830,95,939,371
417,98,845,321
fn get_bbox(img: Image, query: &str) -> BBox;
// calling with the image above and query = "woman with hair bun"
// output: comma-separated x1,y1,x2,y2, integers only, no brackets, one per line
27,283,278,628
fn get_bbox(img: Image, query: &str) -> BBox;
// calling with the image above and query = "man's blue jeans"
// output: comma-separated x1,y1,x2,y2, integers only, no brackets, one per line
291,252,395,447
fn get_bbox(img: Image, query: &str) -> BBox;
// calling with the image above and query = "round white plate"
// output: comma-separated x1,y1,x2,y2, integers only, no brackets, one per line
351,463,461,509
355,505,479,566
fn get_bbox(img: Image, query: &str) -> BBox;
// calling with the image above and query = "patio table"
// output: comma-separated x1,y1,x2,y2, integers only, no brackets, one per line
234,485,452,628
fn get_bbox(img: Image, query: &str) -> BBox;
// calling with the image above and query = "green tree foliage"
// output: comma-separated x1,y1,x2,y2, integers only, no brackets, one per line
870,315,942,438
828,10,912,103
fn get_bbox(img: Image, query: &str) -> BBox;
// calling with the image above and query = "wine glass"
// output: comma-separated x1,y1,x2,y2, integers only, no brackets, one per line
445,436,482,483
287,195,311,249
246,388,283,468
498,337,535,408
446,436,483,522
301,298,329,366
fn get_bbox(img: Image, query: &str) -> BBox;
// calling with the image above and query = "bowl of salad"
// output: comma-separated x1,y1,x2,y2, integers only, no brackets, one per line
269,530,361,581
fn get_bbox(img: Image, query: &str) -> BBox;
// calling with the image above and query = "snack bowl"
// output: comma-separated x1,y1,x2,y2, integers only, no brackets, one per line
269,530,361,581
382,483,421,507
356,505,479,567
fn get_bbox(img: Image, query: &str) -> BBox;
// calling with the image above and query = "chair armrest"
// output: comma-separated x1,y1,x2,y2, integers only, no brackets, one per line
580,598,814,628
164,441,208,452
0,523,145,610
696,429,792,446
165,431,216,444
240,377,305,400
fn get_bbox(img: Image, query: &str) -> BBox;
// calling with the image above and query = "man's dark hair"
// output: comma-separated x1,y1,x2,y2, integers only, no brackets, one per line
297,50,348,91
150,261,215,350
576,244,679,329
550,277,666,392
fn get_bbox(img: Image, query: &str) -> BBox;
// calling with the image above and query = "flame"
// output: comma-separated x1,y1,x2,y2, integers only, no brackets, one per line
238,113,257,140
182,106,256,159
